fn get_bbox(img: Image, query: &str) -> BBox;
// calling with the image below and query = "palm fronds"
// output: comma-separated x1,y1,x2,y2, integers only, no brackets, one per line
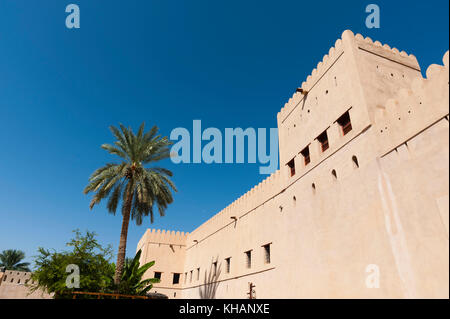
84,122,176,284
0,249,31,272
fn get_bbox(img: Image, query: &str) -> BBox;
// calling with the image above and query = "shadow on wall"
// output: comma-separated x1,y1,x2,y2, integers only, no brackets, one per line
199,257,221,299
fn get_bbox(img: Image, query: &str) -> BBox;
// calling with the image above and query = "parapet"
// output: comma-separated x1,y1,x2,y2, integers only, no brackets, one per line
138,228,189,249
188,169,284,244
277,30,420,123
136,169,285,248
0,270,33,285
352,31,419,70
375,50,449,155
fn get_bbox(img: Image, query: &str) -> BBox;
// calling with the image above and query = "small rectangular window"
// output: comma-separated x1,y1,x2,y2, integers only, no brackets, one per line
225,257,231,274
263,244,271,264
337,111,352,135
184,272,187,283
197,268,200,281
317,130,329,152
300,146,310,166
212,261,218,276
154,272,162,280
190,270,193,283
287,158,296,177
245,250,252,269
172,273,180,285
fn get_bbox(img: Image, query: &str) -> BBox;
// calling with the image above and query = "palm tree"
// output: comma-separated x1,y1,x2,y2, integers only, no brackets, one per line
84,123,176,284
0,249,31,272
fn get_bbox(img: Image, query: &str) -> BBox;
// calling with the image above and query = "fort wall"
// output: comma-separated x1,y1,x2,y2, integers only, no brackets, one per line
0,270,52,299
136,229,188,298
137,31,449,299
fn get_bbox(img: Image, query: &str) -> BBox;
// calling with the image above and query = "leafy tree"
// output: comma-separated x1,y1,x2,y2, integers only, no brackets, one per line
112,249,160,296
30,230,114,298
0,249,31,272
83,123,176,284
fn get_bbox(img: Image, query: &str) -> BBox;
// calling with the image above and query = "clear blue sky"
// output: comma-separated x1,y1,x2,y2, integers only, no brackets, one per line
0,0,448,267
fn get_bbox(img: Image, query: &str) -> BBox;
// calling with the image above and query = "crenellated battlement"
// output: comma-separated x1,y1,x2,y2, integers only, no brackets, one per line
375,50,449,156
0,270,33,285
278,31,345,121
278,30,420,123
0,270,52,299
352,32,418,66
188,169,283,244
138,228,189,249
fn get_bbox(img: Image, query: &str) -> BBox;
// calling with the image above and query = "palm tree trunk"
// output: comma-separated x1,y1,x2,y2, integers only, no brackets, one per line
114,191,134,285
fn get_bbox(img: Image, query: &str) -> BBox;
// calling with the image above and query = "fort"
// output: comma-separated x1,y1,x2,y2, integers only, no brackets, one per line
137,30,449,299
0,270,52,299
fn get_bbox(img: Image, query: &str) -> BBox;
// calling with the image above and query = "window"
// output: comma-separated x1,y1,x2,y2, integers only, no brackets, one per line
317,130,329,152
287,158,296,177
337,111,352,135
263,244,271,264
300,146,310,166
184,272,187,283
190,270,193,283
212,261,218,276
172,273,180,285
197,268,200,281
225,257,231,274
331,169,337,180
154,272,162,280
245,250,252,269
352,156,359,168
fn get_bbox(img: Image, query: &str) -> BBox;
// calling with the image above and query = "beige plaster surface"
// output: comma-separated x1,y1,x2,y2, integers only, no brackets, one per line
138,30,449,299
0,270,52,299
